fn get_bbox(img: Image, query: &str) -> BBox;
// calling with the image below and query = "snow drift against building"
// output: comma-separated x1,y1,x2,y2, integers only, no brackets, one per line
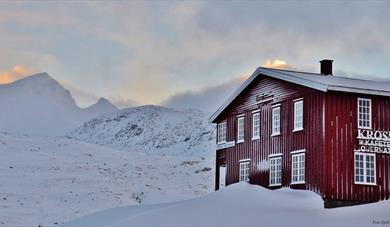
65,182,390,227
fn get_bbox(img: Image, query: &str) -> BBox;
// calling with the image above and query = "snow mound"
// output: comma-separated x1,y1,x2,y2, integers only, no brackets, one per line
69,105,215,154
65,182,390,227
0,73,118,136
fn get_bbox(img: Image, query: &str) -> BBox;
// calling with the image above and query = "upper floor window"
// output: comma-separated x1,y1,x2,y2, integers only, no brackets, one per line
291,152,305,184
355,152,376,185
237,116,245,143
252,112,260,140
269,156,282,186
358,98,372,129
217,122,227,144
272,105,281,136
293,99,303,131
239,160,250,182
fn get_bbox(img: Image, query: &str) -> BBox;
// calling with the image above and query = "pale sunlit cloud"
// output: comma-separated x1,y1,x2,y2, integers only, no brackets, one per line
0,65,31,84
263,59,288,69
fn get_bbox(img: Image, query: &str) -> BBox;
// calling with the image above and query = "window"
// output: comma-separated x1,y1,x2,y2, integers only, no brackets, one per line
239,161,250,182
269,156,282,186
217,122,227,144
252,112,260,140
355,152,376,185
237,116,245,143
291,153,305,184
272,105,281,136
358,98,371,129
293,99,303,131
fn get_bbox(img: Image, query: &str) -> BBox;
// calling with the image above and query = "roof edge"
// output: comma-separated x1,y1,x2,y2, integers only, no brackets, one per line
209,67,261,123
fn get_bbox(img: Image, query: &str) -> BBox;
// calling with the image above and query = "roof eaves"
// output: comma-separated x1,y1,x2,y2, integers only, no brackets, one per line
328,86,390,97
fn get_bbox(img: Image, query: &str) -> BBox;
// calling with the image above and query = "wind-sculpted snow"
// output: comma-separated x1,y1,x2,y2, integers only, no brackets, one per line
69,105,216,154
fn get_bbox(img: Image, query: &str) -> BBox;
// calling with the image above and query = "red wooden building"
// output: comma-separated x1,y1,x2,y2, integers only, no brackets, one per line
211,60,390,207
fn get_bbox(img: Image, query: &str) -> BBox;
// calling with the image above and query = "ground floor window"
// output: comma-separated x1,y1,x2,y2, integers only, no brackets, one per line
239,161,250,182
291,152,305,184
355,152,376,185
269,156,282,186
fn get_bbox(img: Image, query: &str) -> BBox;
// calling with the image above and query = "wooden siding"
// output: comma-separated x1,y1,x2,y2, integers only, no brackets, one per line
215,75,325,195
214,72,390,203
325,91,390,202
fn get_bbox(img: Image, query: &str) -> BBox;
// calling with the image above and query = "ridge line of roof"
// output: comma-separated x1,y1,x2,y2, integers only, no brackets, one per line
259,68,330,88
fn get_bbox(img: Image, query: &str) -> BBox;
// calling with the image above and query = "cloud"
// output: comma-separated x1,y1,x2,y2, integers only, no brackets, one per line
161,75,247,112
263,59,287,69
107,96,139,109
1,2,390,106
160,59,297,112
0,65,31,84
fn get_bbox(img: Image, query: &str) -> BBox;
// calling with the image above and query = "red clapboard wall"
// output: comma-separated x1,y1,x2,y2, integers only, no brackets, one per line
214,74,390,204
324,91,390,202
215,75,326,195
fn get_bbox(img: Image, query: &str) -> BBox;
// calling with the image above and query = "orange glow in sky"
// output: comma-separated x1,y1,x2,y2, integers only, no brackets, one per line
0,66,31,84
263,59,288,69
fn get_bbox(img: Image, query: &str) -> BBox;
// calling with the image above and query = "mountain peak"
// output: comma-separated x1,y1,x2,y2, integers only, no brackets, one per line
84,97,118,114
10,72,61,88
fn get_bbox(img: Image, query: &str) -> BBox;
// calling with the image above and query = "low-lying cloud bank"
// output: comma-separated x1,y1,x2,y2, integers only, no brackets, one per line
161,76,245,113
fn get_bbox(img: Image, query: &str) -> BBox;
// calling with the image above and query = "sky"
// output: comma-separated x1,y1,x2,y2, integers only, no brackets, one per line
1,1,390,110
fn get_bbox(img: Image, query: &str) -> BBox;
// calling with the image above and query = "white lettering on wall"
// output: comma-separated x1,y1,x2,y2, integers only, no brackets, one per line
356,129,390,154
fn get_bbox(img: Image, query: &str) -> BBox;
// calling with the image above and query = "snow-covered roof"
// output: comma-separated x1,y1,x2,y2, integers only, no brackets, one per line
210,67,390,122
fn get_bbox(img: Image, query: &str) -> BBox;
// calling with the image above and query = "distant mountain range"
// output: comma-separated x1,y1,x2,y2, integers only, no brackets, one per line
0,73,118,135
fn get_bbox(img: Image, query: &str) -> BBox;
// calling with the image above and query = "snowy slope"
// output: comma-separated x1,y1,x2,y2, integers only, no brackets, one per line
0,133,214,226
69,105,215,154
0,73,118,136
66,182,390,227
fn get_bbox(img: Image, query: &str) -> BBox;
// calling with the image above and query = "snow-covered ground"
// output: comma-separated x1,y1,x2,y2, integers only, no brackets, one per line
0,133,214,226
66,182,390,227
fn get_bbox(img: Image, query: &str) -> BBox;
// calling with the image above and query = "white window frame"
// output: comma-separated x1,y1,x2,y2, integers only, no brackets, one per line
239,160,251,182
252,111,260,140
357,98,372,129
237,116,245,143
354,152,376,185
269,156,282,186
291,152,305,184
271,104,281,136
293,99,304,132
217,121,227,144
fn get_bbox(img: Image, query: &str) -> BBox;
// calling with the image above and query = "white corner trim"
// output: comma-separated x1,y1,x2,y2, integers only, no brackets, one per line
290,149,306,155
268,153,283,158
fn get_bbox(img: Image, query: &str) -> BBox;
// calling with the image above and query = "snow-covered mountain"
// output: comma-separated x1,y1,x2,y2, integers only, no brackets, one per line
0,73,118,136
69,105,215,154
